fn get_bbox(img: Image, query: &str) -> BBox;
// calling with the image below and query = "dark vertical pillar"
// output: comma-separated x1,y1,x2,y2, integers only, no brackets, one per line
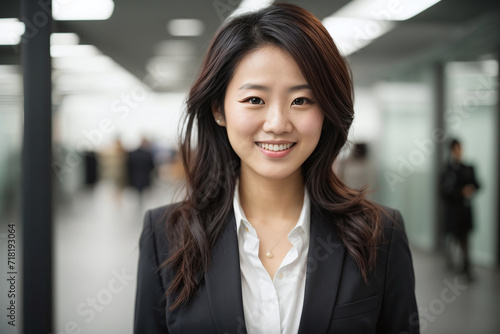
21,1,53,333
497,48,500,268
434,61,445,251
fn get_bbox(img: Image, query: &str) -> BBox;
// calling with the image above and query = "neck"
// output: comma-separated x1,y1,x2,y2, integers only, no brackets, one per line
238,168,305,226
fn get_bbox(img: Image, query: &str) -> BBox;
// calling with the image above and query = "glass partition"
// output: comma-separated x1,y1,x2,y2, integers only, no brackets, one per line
371,68,437,251
444,59,498,266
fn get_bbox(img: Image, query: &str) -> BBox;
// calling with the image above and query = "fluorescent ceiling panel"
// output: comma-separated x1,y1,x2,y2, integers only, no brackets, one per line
374,82,431,104
0,19,25,45
51,33,80,45
230,0,274,18
52,55,118,72
167,19,205,37
323,17,395,55
334,0,442,21
154,40,196,57
54,71,138,93
146,56,187,85
321,0,439,55
51,45,101,58
53,0,114,21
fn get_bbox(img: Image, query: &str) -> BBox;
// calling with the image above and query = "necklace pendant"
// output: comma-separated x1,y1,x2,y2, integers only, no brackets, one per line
265,251,273,258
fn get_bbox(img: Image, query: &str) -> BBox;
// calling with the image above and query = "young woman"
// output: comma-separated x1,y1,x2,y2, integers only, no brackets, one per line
134,3,419,333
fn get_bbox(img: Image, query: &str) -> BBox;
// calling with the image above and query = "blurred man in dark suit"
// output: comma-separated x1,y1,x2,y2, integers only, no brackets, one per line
441,139,480,282
127,137,155,205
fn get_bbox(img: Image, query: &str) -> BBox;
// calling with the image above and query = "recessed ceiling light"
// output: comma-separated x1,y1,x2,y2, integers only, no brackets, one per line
167,19,204,37
53,0,114,21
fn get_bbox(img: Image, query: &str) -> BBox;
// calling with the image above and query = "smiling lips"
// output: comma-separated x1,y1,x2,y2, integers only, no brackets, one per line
255,141,296,159
256,142,295,152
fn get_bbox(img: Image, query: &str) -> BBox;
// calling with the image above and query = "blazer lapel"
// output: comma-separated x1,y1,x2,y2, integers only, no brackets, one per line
298,205,345,334
204,209,247,334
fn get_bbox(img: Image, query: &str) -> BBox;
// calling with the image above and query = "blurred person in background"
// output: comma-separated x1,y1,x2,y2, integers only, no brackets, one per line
134,3,418,333
441,138,480,282
164,149,185,181
335,142,374,195
83,150,98,187
127,137,156,207
98,137,127,204
151,144,181,183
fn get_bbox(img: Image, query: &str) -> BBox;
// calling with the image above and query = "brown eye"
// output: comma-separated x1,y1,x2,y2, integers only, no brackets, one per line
248,97,264,105
292,98,306,105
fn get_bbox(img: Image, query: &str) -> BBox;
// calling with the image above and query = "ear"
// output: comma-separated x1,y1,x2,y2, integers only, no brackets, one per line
211,104,226,127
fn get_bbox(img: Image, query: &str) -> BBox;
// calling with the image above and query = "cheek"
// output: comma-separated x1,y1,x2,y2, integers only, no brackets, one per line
297,110,324,139
224,101,260,140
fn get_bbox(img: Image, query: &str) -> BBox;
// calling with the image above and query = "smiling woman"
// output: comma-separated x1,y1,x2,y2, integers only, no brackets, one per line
215,45,324,182
134,3,419,334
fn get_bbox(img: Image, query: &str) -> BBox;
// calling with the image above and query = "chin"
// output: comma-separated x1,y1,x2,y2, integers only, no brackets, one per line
252,166,301,181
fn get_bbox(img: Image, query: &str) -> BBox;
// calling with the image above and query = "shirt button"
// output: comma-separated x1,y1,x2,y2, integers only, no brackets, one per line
278,273,284,280
245,227,249,232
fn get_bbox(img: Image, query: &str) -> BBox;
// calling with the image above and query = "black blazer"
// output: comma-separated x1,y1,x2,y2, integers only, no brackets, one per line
134,203,419,334
440,162,480,236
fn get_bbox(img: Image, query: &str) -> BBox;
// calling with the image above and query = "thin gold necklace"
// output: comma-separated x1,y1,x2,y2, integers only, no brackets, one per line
265,218,298,258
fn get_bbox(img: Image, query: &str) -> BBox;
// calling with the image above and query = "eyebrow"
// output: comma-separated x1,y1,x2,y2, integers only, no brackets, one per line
238,83,311,92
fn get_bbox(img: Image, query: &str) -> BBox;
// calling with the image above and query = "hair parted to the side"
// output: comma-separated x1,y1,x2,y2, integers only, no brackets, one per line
161,2,383,311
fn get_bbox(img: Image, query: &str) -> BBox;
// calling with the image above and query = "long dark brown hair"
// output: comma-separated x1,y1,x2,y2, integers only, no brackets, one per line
162,3,383,310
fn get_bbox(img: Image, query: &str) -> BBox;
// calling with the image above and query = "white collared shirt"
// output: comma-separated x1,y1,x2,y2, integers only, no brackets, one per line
233,181,311,334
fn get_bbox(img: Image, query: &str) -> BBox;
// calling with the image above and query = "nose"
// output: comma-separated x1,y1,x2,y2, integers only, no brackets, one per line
262,103,293,134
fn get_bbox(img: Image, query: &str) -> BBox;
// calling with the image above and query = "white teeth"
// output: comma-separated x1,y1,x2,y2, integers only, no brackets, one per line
256,143,293,151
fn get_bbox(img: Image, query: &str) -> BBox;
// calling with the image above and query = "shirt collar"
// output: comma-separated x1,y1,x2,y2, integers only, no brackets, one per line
232,178,310,239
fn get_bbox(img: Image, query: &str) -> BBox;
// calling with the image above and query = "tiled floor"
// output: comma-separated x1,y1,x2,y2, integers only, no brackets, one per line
54,179,182,334
412,246,500,334
51,181,500,334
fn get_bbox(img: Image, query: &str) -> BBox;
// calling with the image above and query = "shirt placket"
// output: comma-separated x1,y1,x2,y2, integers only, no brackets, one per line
242,220,281,334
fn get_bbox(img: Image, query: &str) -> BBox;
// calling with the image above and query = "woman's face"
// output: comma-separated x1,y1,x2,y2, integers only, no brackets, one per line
213,44,324,181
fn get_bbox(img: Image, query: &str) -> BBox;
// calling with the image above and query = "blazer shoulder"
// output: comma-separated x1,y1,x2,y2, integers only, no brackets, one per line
148,201,183,220
368,203,414,287
145,202,183,231
368,202,407,245
371,202,404,228
141,202,184,261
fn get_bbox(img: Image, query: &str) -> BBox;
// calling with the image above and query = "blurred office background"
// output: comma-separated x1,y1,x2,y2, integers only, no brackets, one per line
0,0,499,333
